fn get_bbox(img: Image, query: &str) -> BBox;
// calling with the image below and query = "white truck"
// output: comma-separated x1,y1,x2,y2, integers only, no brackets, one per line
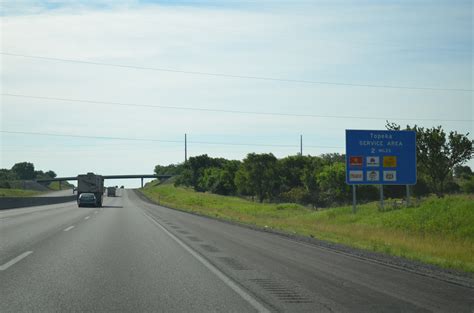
77,173,104,207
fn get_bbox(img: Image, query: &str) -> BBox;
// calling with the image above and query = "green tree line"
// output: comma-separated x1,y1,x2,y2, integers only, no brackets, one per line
155,125,473,207
0,162,57,188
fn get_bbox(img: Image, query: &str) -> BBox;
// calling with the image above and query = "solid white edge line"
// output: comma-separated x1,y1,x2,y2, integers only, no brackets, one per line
143,213,270,313
0,251,33,270
64,226,75,231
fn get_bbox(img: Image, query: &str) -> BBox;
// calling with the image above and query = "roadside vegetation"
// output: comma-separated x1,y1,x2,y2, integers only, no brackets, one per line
147,124,473,272
141,183,474,273
0,188,44,197
155,124,473,206
48,181,74,191
0,161,61,191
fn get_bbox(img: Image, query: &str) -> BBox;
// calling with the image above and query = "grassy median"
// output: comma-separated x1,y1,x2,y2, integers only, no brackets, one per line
0,188,44,197
140,182,474,273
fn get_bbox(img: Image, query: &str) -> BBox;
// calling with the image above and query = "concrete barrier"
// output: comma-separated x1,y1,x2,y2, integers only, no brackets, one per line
0,196,76,210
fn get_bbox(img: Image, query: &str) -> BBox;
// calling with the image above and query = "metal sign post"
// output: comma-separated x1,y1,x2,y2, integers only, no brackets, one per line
352,185,357,214
379,185,384,210
406,185,410,207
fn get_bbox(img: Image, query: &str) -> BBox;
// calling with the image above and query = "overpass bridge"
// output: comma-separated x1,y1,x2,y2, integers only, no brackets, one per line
36,174,173,189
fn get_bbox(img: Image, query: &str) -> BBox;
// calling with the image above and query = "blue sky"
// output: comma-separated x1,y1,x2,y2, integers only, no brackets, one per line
1,0,472,187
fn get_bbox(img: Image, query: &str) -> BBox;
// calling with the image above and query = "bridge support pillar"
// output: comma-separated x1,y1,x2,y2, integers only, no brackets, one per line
141,177,144,188
59,181,62,190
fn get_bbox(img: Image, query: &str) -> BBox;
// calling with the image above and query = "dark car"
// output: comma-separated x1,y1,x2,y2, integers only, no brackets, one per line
78,193,97,207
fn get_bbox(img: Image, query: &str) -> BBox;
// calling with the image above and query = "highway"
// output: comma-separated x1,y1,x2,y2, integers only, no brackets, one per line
1,190,472,312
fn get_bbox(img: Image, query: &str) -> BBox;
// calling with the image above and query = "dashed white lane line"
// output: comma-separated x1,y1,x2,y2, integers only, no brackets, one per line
143,213,270,313
84,216,90,220
0,251,33,271
64,226,75,232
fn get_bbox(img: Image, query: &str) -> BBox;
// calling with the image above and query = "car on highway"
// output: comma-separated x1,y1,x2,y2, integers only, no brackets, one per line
77,193,97,207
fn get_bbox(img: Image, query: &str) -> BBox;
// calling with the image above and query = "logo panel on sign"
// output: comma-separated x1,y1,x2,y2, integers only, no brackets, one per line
349,170,363,182
383,156,397,168
367,170,380,182
384,171,397,182
349,156,363,167
366,156,380,167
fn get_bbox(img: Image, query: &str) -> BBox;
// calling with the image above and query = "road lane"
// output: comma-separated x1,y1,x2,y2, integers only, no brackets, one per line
0,201,94,263
0,194,262,312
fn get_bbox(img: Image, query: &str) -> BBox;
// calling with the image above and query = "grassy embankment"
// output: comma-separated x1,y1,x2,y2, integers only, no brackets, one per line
140,181,474,273
0,188,43,197
48,181,74,191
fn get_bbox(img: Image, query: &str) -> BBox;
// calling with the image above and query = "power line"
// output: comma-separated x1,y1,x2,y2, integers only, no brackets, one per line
0,130,181,144
1,52,472,92
2,93,471,123
0,130,344,149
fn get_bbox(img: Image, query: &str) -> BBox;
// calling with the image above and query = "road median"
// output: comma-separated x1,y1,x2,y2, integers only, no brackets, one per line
0,195,76,210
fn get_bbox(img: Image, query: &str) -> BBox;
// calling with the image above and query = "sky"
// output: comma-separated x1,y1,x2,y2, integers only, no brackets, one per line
1,0,472,187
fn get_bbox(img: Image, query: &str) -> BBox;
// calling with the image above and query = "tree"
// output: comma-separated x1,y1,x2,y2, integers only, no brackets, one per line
454,165,473,180
387,123,473,196
320,153,345,164
0,169,17,188
198,160,240,195
277,155,308,193
462,176,474,193
300,156,325,207
178,155,220,190
235,153,279,202
45,170,57,179
11,162,35,180
154,163,184,176
317,162,351,205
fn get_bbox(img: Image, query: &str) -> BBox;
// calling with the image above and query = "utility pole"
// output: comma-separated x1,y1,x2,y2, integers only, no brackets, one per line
185,133,187,163
300,134,303,155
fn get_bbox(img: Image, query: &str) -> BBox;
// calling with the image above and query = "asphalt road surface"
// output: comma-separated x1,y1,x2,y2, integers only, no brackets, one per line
1,189,472,312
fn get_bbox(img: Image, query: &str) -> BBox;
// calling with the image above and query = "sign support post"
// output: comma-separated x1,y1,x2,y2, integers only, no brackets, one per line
379,185,384,210
406,185,410,207
352,185,357,214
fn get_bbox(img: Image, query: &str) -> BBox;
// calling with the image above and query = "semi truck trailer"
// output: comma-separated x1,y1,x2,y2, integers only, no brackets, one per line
77,172,104,207
107,187,116,197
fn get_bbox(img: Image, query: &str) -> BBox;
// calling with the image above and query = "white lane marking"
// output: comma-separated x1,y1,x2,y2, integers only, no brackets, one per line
64,226,75,232
0,251,33,271
94,211,98,214
84,216,90,220
143,213,270,313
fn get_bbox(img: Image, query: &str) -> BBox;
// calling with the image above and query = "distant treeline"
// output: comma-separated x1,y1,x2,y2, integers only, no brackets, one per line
0,162,57,189
155,124,473,207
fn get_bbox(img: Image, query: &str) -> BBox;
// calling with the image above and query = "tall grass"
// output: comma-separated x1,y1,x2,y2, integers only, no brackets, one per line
140,184,474,273
0,188,43,197
48,181,74,191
